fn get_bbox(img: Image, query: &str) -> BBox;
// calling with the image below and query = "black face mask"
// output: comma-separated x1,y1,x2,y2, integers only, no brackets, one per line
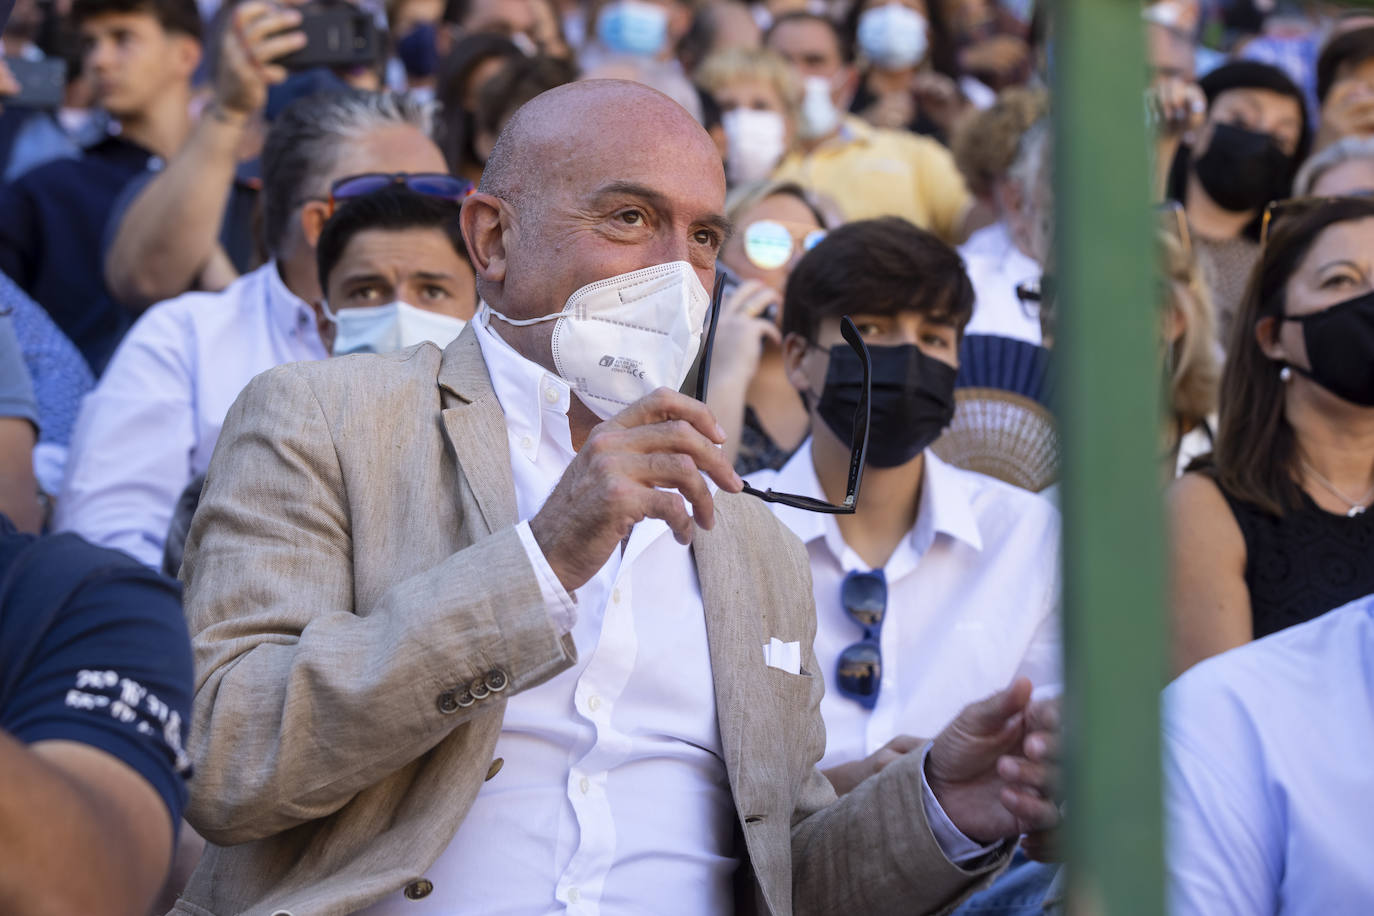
816,343,957,468
1284,289,1374,407
1193,122,1293,214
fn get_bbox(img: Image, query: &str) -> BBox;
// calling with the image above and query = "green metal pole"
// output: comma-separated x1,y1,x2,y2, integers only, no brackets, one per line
1052,1,1165,913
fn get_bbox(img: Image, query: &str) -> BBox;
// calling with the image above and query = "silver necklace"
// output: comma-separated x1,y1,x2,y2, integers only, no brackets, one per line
1301,461,1374,517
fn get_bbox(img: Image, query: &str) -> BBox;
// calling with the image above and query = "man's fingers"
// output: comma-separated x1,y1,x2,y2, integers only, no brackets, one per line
615,415,742,493
882,734,924,755
962,677,1033,734
636,452,716,531
1001,786,1060,834
614,389,727,444
645,488,694,545
996,754,1060,800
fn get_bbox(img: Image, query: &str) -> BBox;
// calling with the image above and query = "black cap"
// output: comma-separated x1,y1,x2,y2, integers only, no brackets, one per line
1199,60,1311,162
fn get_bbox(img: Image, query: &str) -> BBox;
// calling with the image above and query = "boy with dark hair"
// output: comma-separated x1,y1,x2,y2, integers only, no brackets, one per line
0,0,203,374
314,183,476,355
750,216,1063,909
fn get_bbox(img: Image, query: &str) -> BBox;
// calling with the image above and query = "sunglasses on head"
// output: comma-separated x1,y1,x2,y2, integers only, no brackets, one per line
694,273,871,514
834,569,887,709
327,172,476,216
1259,190,1374,249
742,219,827,271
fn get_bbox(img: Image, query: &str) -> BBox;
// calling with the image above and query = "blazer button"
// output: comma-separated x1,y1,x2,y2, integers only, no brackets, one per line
436,692,459,714
485,669,509,693
468,676,490,700
485,757,504,781
404,879,434,900
456,686,475,708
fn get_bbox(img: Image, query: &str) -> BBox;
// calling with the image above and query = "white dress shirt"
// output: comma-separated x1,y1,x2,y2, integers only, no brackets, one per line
749,444,1061,770
1164,593,1374,915
958,222,1043,346
56,263,327,566
360,308,736,916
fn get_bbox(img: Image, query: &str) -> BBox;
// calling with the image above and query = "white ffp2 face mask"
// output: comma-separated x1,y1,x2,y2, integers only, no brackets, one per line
721,108,787,184
322,300,468,355
856,3,929,71
486,261,711,420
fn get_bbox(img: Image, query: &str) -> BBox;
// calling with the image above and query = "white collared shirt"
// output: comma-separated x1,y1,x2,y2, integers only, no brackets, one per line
1165,594,1374,915
749,444,1062,769
56,263,327,566
958,222,1043,346
359,308,735,916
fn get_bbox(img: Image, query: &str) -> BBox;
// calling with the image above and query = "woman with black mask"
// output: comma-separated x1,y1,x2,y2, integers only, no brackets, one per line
1170,196,1374,678
1164,61,1310,348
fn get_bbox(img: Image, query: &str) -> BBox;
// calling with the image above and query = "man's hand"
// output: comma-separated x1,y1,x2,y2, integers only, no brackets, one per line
926,678,1062,845
529,388,744,592
823,734,924,796
1146,77,1206,136
215,1,308,118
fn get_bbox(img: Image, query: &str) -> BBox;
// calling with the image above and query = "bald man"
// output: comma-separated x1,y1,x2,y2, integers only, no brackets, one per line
172,81,1059,916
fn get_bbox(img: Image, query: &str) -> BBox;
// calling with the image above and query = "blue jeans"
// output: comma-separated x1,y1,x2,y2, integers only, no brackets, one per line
952,849,1064,915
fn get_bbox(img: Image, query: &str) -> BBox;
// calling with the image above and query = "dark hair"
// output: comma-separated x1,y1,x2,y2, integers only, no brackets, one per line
765,12,849,64
315,184,468,294
435,32,524,173
261,90,431,258
1213,196,1374,516
1317,26,1374,106
473,55,577,136
841,0,958,78
71,0,204,42
780,217,974,344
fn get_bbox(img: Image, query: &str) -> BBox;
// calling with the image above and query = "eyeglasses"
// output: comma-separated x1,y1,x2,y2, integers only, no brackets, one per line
742,219,827,271
1259,190,1374,249
835,570,887,709
695,273,872,514
327,172,476,216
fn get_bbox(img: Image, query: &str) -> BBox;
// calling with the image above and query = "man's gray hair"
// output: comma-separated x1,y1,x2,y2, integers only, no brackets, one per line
1292,134,1374,197
261,90,434,258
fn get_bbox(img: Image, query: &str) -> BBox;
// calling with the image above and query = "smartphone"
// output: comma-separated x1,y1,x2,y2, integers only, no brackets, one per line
3,57,65,111
278,4,381,71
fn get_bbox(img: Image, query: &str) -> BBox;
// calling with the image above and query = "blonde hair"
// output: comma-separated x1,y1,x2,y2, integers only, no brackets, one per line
695,47,802,125
950,87,1049,200
1161,229,1220,427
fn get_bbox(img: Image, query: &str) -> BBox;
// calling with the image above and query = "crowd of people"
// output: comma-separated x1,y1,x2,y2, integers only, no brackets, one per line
0,0,1371,912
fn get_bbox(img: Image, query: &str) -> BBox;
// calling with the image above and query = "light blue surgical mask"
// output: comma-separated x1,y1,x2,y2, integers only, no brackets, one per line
856,3,929,71
321,300,467,355
597,0,670,56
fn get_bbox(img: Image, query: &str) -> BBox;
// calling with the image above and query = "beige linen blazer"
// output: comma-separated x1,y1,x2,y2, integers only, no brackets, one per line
171,327,1008,916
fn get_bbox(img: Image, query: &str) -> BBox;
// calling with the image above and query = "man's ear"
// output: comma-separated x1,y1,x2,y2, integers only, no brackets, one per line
300,200,331,250
782,332,816,397
460,192,510,288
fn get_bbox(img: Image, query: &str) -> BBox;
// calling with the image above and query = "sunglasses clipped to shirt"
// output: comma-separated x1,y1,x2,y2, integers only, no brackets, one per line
694,274,873,514
835,569,887,708
327,172,476,216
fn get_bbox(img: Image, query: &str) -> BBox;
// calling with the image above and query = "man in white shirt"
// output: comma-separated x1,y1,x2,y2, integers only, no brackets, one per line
55,90,449,568
1164,592,1374,916
173,79,1063,915
747,216,1062,910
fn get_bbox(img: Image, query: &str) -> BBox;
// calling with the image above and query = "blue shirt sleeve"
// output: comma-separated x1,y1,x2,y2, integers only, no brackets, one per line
0,315,38,429
0,524,194,830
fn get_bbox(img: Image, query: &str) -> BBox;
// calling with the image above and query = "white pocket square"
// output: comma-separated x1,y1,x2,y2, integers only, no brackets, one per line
762,637,802,675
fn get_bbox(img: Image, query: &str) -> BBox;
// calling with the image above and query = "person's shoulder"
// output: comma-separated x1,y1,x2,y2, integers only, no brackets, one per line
950,461,1060,528
1169,470,1235,526
243,341,447,416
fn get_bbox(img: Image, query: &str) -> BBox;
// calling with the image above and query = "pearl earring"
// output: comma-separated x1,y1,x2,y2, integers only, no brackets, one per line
1280,366,1293,382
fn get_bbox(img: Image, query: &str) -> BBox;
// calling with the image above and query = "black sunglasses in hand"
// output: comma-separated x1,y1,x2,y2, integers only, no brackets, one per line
694,273,872,514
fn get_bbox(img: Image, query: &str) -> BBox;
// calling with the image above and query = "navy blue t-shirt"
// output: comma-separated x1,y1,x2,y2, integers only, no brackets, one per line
0,134,155,375
0,515,193,830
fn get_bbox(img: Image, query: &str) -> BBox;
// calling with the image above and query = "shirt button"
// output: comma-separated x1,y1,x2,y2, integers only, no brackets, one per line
579,775,590,794
544,386,560,404
520,435,533,450
587,695,602,712
567,887,581,903
612,588,622,604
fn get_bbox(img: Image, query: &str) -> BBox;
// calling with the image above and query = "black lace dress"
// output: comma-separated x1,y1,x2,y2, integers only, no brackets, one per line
1213,480,1374,638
